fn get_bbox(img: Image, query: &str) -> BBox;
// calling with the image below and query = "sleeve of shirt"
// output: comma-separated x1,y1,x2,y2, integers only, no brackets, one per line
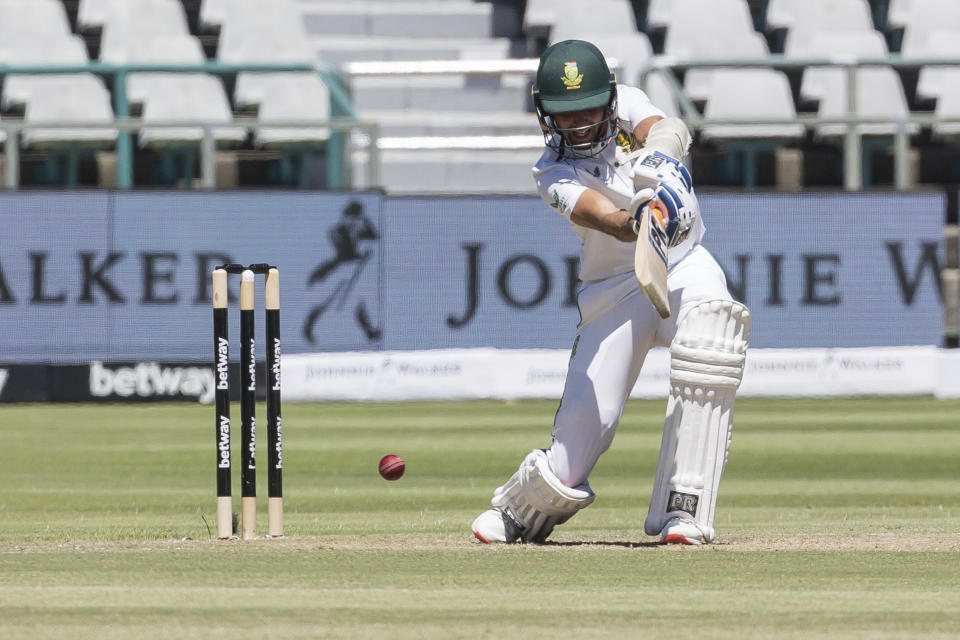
532,160,587,220
615,84,666,128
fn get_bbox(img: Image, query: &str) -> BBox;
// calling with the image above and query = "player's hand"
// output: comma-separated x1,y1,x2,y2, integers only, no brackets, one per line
631,151,692,193
654,181,699,247
627,187,656,235
628,182,699,247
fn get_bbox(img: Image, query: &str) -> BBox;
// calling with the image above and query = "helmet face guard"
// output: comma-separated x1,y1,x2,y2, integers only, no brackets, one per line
533,87,618,158
532,40,618,158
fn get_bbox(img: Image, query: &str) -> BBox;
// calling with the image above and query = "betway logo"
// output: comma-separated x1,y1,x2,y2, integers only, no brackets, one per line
270,337,281,391
246,338,257,391
90,361,215,403
218,415,231,468
216,337,229,390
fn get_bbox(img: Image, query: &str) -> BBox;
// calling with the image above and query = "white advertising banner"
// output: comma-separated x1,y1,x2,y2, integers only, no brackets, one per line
281,346,958,401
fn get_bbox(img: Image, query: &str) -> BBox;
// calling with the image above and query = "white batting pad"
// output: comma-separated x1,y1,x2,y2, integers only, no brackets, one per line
491,449,595,542
644,299,751,542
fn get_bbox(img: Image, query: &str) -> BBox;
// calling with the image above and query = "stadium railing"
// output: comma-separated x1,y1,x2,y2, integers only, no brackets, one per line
641,54,960,191
3,55,960,190
0,60,376,189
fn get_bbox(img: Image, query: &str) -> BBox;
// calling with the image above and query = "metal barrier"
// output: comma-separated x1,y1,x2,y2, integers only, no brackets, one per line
641,55,960,191
0,61,365,189
3,56,960,190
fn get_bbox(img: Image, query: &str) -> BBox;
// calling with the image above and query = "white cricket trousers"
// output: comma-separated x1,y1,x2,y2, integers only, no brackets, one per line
546,244,733,487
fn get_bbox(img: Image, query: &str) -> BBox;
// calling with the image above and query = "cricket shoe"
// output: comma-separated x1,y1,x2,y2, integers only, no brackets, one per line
471,508,522,544
660,517,707,545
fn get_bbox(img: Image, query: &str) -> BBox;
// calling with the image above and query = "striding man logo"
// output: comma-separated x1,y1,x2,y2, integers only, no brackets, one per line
303,200,382,343
561,61,583,90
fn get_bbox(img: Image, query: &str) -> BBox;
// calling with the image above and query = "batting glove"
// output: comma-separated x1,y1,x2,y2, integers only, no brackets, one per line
655,181,699,247
631,150,692,193
627,182,699,248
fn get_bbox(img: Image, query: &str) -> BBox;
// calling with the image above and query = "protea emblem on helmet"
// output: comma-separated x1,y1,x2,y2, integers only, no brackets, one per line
561,62,583,90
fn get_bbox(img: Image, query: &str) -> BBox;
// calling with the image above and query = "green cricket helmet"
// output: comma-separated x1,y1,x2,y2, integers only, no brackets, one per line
532,39,618,158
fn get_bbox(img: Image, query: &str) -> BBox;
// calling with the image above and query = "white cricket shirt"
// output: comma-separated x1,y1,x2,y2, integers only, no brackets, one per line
532,85,706,283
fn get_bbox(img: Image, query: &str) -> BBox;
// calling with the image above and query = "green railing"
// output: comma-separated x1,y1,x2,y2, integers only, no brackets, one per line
640,55,960,190
4,56,960,191
0,61,373,189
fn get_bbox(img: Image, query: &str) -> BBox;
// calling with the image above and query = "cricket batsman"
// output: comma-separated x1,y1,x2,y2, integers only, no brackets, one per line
471,40,750,545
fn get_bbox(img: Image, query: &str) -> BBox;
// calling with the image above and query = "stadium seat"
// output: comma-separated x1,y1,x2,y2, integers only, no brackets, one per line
932,85,960,139
701,69,804,140
18,76,116,187
794,32,914,137
768,0,876,54
98,32,243,146
660,0,769,101
648,0,747,30
791,31,916,186
308,36,512,67
251,73,330,148
248,73,332,187
891,0,960,53
522,0,558,43
901,29,960,103
0,35,90,110
700,68,804,187
0,0,73,41
547,31,653,87
136,74,245,146
78,0,190,36
297,0,495,39
641,70,680,118
538,0,639,39
886,0,915,29
350,74,529,114
212,0,338,185
215,0,317,104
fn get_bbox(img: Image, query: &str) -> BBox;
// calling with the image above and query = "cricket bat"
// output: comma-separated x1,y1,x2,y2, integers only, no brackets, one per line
634,201,671,319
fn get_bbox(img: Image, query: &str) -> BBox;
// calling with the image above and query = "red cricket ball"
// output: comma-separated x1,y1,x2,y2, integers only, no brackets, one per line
378,454,405,481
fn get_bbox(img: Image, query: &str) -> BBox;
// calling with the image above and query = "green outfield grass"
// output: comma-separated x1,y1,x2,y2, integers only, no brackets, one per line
1,397,959,639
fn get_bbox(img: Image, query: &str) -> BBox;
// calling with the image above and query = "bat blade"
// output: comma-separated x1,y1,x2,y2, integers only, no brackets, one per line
634,205,671,319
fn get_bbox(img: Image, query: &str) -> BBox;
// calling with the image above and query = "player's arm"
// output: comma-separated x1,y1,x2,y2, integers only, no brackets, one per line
633,115,663,148
633,116,692,163
570,188,638,243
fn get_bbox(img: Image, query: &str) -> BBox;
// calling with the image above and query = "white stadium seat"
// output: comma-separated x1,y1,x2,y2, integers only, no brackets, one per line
0,0,73,40
769,0,876,53
649,0,746,30
886,0,914,28
544,0,639,38
700,68,804,140
893,0,960,53
97,32,244,148
0,35,89,110
216,0,316,105
79,0,190,36
794,32,915,138
902,30,960,102
252,74,331,148
932,85,960,139
136,74,245,148
299,1,495,39
663,1,770,102
641,70,680,118
21,76,117,148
